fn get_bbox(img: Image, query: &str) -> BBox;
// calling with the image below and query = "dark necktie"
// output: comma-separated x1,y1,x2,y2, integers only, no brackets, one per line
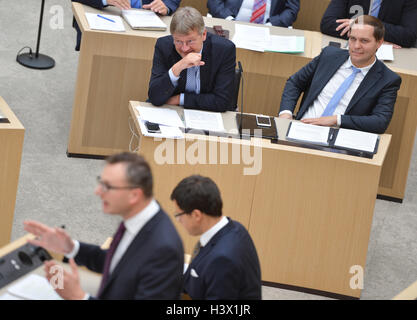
97,222,126,297
131,0,142,8
190,241,201,262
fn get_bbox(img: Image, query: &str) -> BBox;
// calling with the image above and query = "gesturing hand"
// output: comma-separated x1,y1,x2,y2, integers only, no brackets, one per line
107,0,131,10
143,0,169,16
24,220,74,255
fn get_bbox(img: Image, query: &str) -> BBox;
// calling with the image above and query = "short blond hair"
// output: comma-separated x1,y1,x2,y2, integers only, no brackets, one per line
170,7,205,35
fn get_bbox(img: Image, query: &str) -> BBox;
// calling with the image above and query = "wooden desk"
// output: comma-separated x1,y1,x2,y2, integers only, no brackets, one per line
293,0,331,32
129,101,391,298
68,3,320,158
0,235,101,299
0,97,25,247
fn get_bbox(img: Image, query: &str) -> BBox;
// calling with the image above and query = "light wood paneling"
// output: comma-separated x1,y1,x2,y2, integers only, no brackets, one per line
0,97,25,247
293,0,331,32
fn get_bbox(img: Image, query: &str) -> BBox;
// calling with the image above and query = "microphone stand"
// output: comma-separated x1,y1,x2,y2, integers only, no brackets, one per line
238,61,244,139
16,0,55,69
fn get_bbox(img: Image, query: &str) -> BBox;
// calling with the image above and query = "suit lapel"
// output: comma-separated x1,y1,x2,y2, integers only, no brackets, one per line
168,40,187,92
300,51,348,116
100,211,162,296
200,33,212,93
345,60,382,114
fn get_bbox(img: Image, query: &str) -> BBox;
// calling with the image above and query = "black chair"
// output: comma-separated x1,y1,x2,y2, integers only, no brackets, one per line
230,67,242,111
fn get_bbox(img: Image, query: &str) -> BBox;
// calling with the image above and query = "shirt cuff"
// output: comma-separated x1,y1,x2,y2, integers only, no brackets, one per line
180,93,185,106
83,293,90,300
65,240,80,260
225,16,235,21
168,68,180,87
265,22,272,26
279,110,293,117
102,0,107,6
337,115,341,127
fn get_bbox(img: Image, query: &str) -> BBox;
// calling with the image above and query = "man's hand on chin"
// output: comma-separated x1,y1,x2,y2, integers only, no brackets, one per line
301,116,337,127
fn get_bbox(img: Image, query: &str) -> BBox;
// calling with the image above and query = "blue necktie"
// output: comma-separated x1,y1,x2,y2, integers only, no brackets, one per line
131,0,142,8
370,0,382,17
321,66,361,117
185,66,200,94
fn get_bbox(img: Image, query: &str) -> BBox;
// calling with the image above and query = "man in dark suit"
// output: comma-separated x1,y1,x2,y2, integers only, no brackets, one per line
171,175,261,300
279,15,401,134
71,0,181,51
24,152,184,300
148,6,236,112
207,0,299,27
320,0,417,48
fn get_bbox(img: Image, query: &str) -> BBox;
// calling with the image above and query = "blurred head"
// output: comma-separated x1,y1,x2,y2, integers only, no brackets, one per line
170,175,223,236
170,7,207,58
348,15,384,67
95,152,153,218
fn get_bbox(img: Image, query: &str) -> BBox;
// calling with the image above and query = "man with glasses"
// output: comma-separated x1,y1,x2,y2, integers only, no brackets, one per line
148,6,237,112
171,175,261,299
24,152,184,300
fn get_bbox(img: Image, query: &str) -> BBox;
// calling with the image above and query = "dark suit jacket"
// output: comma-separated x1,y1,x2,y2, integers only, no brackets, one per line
183,218,261,300
320,0,417,48
71,0,180,51
207,0,300,27
74,209,184,300
148,32,236,112
279,46,401,133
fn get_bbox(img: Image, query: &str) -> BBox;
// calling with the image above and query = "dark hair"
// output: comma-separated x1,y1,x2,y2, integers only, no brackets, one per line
352,15,385,41
170,175,222,217
106,152,153,198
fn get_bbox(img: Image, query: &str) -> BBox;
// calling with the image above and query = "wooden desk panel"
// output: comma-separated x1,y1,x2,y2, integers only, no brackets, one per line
129,101,391,298
0,97,25,247
293,0,331,32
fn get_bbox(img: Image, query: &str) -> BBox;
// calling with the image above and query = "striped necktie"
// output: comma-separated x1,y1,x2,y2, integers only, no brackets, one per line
131,0,142,8
321,66,361,117
370,0,382,17
185,66,200,94
250,0,267,24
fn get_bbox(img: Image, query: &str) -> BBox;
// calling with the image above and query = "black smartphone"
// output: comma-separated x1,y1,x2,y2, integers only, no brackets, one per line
256,115,272,127
145,121,161,133
329,41,341,48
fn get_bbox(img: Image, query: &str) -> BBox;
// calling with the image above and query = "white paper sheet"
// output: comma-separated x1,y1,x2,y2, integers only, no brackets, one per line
183,109,226,133
265,35,305,53
376,44,394,61
136,105,185,128
7,274,63,300
286,121,330,145
334,128,378,153
122,9,167,30
232,24,270,52
85,12,125,32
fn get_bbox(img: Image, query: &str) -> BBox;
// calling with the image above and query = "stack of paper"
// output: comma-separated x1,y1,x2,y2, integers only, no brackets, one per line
136,105,184,139
265,35,305,53
184,109,226,133
286,122,330,145
376,44,394,61
85,12,125,32
232,24,270,52
122,9,167,30
334,128,378,153
1,274,62,300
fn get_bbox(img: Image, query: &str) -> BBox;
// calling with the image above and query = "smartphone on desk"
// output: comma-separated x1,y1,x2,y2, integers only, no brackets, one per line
145,121,161,133
256,115,272,127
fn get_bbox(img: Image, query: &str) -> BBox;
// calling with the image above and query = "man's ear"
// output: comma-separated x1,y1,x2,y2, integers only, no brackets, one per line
130,188,144,204
191,209,204,221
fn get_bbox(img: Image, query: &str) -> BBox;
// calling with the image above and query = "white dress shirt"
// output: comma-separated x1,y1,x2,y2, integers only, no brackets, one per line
280,57,376,126
199,216,229,247
229,0,272,25
67,199,160,274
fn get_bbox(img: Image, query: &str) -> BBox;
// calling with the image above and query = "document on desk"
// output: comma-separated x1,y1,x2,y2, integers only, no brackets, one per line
232,24,270,52
286,121,330,146
122,9,167,30
265,35,305,53
184,110,226,133
136,105,185,128
85,12,125,32
334,128,378,153
5,274,62,300
376,44,394,61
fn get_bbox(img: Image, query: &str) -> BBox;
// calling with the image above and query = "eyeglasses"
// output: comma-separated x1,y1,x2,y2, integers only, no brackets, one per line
174,211,189,218
173,39,198,47
96,176,140,193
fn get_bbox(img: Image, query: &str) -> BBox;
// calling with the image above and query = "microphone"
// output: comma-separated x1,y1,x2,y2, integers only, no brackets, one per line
238,61,244,139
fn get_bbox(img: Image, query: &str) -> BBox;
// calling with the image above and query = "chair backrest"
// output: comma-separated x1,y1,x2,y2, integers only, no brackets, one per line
230,67,242,111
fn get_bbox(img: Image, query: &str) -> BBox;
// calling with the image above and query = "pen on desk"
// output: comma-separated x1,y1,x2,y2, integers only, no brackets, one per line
97,14,115,23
